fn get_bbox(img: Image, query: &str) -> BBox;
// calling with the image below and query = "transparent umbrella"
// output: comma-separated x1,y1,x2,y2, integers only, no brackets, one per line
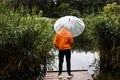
54,16,85,37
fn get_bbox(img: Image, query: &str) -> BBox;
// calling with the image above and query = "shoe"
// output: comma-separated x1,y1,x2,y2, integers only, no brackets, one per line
58,74,62,79
67,74,73,79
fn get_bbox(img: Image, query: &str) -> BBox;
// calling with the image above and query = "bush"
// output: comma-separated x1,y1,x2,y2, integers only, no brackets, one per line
93,3,120,80
0,2,55,80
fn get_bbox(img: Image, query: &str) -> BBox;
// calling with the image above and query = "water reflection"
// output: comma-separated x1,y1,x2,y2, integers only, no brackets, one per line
52,50,99,75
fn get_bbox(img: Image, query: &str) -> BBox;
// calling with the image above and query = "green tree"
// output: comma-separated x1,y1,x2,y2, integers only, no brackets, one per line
57,2,80,17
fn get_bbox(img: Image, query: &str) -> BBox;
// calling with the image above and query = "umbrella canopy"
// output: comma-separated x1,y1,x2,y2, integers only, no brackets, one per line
54,16,85,37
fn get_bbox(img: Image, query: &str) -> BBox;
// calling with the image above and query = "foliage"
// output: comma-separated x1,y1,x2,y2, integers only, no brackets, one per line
4,0,120,18
0,2,55,80
57,2,80,17
93,2,120,80
103,2,120,16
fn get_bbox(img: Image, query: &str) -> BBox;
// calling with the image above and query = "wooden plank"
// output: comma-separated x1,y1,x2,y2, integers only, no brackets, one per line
45,70,93,80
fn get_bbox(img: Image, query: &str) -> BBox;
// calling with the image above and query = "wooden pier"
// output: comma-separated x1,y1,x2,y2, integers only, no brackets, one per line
45,70,93,80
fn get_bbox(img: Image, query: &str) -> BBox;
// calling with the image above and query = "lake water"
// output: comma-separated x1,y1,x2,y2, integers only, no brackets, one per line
52,50,99,75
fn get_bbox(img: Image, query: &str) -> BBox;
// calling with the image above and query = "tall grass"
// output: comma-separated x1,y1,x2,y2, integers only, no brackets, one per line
0,2,55,80
85,3,120,80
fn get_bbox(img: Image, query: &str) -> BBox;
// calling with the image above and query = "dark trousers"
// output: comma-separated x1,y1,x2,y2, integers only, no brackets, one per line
58,49,71,75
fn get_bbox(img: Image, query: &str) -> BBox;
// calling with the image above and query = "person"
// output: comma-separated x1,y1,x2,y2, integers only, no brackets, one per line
53,27,74,79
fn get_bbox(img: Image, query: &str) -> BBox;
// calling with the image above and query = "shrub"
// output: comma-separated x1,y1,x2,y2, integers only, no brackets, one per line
93,3,120,80
0,2,54,80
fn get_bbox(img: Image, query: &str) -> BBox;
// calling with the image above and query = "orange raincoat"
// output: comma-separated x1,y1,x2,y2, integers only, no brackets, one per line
53,27,74,50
